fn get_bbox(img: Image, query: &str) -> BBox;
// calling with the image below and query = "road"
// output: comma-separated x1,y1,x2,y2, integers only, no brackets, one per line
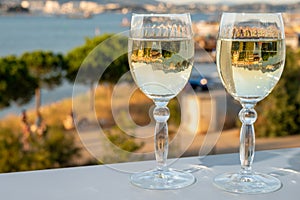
74,124,300,166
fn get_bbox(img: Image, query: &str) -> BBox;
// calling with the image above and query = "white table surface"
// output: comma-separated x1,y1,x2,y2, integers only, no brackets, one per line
1,148,300,200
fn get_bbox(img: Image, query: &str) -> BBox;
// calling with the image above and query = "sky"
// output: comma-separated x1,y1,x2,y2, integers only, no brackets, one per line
158,0,300,5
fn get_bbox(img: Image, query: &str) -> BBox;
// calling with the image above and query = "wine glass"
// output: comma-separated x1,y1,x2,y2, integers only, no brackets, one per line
214,13,285,194
128,13,195,190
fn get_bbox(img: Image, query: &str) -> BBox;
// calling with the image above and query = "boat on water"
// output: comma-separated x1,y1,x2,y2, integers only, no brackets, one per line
66,12,92,19
121,17,130,27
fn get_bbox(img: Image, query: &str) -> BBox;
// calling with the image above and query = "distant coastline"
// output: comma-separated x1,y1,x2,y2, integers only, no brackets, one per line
0,12,212,118
1,0,300,18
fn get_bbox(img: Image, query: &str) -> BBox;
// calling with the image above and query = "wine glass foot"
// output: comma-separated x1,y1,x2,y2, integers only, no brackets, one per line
130,168,195,190
213,171,282,194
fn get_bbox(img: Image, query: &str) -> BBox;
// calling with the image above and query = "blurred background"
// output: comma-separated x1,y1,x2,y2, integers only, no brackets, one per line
0,0,300,173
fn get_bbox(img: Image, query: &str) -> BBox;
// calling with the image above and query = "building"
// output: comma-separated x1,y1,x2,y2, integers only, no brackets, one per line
44,0,60,14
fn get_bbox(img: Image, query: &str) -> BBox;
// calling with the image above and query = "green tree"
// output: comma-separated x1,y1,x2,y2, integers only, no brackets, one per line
0,55,37,108
256,47,300,137
20,51,65,114
66,34,128,109
0,127,81,173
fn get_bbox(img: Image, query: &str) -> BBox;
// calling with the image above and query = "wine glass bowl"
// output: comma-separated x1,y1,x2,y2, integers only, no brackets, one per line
214,13,285,194
129,14,194,102
128,13,195,190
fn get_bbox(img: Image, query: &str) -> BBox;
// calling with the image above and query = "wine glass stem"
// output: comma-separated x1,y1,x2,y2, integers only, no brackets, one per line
153,102,170,171
239,104,257,174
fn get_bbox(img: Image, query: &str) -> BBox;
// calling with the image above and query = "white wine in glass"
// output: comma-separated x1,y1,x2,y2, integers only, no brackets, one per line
214,13,285,194
129,38,194,101
128,13,195,190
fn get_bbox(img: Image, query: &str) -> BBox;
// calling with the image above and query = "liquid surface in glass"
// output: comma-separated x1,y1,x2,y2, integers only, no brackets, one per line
217,38,285,103
129,38,194,101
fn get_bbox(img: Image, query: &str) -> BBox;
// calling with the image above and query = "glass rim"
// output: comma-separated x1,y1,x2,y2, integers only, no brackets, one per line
130,13,194,39
219,12,285,39
131,13,191,17
221,12,283,16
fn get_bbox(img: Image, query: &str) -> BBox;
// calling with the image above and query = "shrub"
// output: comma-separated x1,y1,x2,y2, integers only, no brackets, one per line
0,126,81,173
255,47,300,137
105,126,144,152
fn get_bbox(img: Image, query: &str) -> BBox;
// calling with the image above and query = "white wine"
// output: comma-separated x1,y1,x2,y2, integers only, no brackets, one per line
217,38,285,103
129,38,194,101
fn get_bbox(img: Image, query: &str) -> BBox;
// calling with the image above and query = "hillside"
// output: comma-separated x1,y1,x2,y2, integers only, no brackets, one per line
0,0,159,6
